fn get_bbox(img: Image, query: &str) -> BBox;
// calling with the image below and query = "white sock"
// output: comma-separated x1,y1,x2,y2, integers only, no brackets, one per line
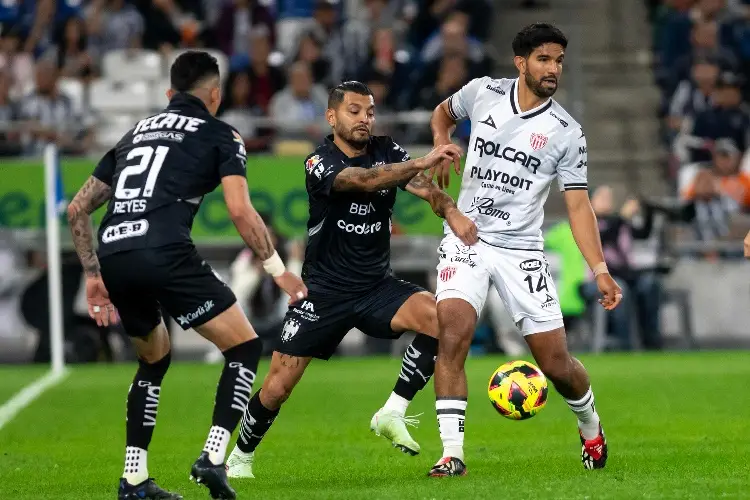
565,387,601,440
383,392,410,417
203,425,231,465
436,398,467,462
122,446,148,485
230,443,253,458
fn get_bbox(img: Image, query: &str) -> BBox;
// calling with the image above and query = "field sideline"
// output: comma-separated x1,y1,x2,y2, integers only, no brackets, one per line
1,351,749,499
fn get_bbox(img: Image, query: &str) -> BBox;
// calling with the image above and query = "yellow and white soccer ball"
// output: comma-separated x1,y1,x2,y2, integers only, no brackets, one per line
487,360,548,420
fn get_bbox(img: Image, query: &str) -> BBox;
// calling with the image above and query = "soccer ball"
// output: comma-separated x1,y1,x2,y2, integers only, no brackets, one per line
487,360,548,420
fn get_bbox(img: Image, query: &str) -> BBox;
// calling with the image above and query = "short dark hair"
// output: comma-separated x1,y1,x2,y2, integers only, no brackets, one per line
327,81,373,109
170,51,220,92
512,23,568,58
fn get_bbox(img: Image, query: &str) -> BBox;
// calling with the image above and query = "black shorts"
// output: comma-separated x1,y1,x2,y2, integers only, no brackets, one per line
275,276,425,360
100,244,236,337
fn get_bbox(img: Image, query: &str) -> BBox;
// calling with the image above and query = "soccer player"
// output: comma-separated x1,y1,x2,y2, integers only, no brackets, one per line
66,51,307,500
223,81,473,478
425,23,623,476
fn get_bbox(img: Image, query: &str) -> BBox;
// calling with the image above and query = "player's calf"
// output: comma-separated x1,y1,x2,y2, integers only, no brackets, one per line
525,327,607,469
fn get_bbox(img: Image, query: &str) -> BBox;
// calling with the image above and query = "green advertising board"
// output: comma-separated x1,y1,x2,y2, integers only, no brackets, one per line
0,157,462,241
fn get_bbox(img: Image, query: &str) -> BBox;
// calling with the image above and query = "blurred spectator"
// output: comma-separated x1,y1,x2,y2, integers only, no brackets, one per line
294,29,332,85
582,186,663,350
308,0,345,84
0,70,22,156
134,0,205,53
363,69,395,135
269,61,328,141
674,72,750,164
0,27,34,99
417,54,467,110
219,70,273,153
85,0,145,56
247,26,286,113
666,59,718,133
357,27,414,108
215,0,275,57
17,59,93,156
681,138,750,208
420,10,486,68
275,0,343,58
340,0,394,80
44,16,94,79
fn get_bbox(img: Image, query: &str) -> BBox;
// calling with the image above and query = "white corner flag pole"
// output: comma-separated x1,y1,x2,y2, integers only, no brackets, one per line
44,143,65,374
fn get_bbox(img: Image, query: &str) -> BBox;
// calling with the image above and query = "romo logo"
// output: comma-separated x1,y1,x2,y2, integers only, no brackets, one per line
519,259,543,272
101,220,149,243
177,300,214,326
467,197,511,220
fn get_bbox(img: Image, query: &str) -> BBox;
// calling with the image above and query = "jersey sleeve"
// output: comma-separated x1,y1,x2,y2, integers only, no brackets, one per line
306,153,347,198
386,138,412,190
556,127,589,192
446,77,488,121
92,148,116,186
217,127,248,178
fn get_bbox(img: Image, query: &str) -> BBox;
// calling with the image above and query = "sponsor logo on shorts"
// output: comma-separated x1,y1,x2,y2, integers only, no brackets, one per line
519,259,543,272
291,301,319,322
541,293,558,308
439,266,457,282
176,299,214,326
101,220,149,243
448,245,477,268
281,318,300,341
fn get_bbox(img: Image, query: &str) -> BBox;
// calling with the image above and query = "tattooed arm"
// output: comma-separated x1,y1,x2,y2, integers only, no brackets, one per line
331,143,463,192
222,175,276,260
67,176,112,277
404,173,458,218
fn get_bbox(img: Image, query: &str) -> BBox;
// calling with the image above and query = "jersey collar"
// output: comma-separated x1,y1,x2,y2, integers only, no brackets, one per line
168,92,210,113
325,134,372,164
509,78,552,119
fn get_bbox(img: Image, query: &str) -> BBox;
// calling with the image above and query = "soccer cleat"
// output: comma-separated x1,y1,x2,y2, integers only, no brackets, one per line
189,452,236,499
225,447,255,478
580,424,608,470
118,478,182,499
427,456,467,477
369,408,421,456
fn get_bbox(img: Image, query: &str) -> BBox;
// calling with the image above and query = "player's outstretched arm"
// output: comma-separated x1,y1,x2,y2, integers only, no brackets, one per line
405,174,478,245
222,175,307,302
67,175,118,326
332,144,462,193
429,100,460,189
564,189,622,311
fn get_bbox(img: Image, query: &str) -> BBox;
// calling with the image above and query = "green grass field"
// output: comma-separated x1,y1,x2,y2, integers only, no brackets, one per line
2,351,750,499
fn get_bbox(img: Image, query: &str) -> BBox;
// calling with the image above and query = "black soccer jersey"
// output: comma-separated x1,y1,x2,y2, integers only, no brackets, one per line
92,93,248,258
301,134,411,293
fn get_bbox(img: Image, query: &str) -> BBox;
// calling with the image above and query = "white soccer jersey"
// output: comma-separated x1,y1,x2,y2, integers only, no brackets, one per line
447,76,588,250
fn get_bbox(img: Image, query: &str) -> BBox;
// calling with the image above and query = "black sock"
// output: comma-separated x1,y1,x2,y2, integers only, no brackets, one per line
393,334,438,401
211,337,263,432
236,390,279,453
126,352,171,450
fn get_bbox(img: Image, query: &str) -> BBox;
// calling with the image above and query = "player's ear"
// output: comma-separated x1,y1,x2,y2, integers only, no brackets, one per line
326,108,335,127
211,86,221,106
166,88,176,101
514,55,527,74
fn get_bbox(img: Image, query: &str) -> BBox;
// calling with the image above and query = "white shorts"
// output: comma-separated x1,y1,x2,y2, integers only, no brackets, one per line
435,234,564,336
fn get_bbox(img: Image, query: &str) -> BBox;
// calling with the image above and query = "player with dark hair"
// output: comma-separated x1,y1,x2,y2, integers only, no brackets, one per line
67,50,307,500
425,23,622,476
223,81,475,478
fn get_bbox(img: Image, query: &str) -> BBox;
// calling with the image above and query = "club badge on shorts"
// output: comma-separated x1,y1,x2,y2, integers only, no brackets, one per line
439,266,457,282
530,133,548,151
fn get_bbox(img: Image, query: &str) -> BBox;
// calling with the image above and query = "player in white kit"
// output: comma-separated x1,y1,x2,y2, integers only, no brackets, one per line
425,23,623,476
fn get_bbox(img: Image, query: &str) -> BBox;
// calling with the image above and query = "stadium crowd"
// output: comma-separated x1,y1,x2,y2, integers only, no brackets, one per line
0,0,495,156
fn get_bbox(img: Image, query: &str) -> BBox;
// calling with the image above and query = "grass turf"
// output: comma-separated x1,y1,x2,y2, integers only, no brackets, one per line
1,351,749,499
0,365,49,403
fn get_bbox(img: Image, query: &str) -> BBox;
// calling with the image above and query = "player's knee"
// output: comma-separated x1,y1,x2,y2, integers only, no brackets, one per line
420,303,439,338
138,350,171,375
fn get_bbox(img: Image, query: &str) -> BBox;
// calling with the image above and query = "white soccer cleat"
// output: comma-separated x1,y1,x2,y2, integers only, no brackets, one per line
225,446,255,479
370,408,421,456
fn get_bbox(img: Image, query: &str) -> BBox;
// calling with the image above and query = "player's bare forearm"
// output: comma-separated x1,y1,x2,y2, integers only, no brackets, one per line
431,101,457,145
406,174,457,218
67,176,112,277
332,160,424,192
231,209,276,261
564,189,606,268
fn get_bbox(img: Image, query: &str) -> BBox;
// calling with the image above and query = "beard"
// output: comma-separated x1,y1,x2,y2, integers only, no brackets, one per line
335,122,370,149
525,71,557,98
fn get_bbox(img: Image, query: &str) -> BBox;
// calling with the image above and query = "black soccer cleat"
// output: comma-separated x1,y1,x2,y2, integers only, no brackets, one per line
580,424,608,470
118,478,182,499
427,456,468,477
189,452,236,499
